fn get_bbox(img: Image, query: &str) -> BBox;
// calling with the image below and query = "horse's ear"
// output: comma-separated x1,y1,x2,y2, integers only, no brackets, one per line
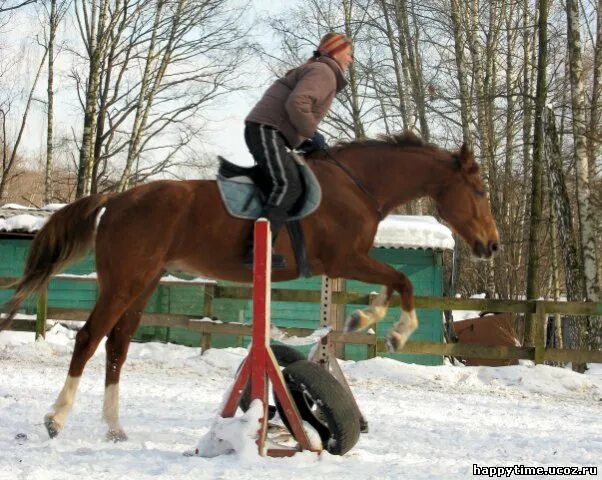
457,143,479,174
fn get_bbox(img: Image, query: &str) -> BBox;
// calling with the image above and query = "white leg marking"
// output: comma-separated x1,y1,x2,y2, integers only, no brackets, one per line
103,384,121,431
344,289,390,332
46,375,81,430
387,309,419,352
103,384,127,441
365,289,389,322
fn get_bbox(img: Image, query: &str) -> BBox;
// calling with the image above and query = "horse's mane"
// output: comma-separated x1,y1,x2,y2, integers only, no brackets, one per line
307,131,442,159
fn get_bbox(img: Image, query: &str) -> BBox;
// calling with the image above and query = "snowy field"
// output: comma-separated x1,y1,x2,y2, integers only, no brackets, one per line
1,326,600,480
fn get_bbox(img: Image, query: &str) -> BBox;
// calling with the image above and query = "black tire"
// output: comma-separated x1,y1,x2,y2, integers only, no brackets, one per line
275,360,361,455
238,344,306,419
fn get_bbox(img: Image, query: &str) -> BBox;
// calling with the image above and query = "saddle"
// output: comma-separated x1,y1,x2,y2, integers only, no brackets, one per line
216,154,321,278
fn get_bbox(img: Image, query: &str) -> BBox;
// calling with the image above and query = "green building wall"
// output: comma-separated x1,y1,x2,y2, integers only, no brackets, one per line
0,237,444,365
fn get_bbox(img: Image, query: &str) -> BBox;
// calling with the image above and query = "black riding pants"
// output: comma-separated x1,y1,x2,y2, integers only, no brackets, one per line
244,122,303,239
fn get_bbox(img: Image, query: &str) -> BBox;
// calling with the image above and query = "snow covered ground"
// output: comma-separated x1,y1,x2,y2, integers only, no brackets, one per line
1,326,600,480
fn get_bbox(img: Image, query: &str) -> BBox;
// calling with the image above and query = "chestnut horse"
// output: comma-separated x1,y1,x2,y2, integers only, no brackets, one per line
0,132,498,441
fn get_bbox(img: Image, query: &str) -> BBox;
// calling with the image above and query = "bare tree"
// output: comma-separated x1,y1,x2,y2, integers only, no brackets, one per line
268,0,370,141
41,0,70,204
0,0,37,12
544,107,583,348
566,0,599,303
524,0,548,346
70,0,251,194
0,48,48,198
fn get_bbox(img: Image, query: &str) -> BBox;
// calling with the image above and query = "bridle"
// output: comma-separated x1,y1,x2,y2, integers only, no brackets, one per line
321,149,386,221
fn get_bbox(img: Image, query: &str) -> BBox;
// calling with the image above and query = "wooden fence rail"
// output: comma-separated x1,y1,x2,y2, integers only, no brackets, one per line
1,276,601,365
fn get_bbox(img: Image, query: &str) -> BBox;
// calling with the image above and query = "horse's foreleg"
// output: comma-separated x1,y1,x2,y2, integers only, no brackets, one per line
44,295,132,438
386,309,419,353
331,256,418,353
103,276,161,442
344,287,392,332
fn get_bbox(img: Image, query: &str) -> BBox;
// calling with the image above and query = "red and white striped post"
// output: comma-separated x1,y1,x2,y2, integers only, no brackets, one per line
220,219,319,457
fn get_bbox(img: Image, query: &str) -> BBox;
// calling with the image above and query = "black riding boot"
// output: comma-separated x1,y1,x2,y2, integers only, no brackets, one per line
243,211,287,269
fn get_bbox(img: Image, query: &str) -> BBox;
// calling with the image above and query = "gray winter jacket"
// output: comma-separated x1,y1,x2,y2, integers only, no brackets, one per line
245,56,347,148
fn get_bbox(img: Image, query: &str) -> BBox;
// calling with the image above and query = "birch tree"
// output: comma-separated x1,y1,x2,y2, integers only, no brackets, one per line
544,107,583,349
566,0,599,303
75,0,111,197
70,0,250,194
41,0,70,204
524,0,548,346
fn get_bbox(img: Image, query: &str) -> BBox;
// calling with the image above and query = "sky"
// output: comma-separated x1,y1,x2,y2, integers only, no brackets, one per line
4,0,299,172
198,0,289,167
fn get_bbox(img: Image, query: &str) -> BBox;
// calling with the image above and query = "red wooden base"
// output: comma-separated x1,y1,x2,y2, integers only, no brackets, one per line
219,219,320,457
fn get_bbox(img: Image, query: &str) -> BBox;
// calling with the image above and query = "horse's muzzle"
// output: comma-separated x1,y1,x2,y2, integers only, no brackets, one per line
474,240,499,259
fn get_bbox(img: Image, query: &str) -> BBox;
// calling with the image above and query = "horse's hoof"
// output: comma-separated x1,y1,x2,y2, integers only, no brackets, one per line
44,417,61,439
386,332,402,353
359,417,369,433
106,429,128,442
344,310,362,332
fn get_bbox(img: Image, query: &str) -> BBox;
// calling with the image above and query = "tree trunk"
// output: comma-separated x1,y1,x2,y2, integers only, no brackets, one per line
544,107,584,358
0,48,48,198
379,0,410,129
76,0,109,198
394,0,429,140
566,0,600,304
44,0,57,205
566,0,601,363
342,0,365,140
450,0,472,147
548,172,563,349
586,0,602,298
593,0,602,288
524,0,548,347
118,0,165,191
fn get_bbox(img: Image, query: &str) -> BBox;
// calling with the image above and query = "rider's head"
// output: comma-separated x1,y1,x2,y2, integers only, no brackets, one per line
313,33,353,72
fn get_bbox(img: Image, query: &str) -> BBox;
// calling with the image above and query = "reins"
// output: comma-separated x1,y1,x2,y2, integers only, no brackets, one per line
321,149,385,221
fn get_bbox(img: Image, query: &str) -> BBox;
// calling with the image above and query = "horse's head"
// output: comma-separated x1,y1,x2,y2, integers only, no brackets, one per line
435,144,500,259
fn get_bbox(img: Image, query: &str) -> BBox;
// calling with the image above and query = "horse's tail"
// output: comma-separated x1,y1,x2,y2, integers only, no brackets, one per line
0,194,110,331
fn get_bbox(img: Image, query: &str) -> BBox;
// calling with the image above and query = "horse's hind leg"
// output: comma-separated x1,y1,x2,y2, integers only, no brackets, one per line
44,294,132,438
103,274,162,442
44,273,161,438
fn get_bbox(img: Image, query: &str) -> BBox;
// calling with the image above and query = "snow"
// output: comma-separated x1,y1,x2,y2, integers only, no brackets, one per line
1,327,600,479
0,203,34,210
0,214,47,233
374,215,454,251
452,293,487,321
195,399,268,458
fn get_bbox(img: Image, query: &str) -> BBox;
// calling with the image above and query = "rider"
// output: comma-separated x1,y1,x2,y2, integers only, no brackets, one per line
243,32,353,268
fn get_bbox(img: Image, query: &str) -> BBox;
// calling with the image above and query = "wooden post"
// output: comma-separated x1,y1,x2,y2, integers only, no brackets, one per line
201,333,212,353
35,287,48,340
534,301,546,364
367,291,378,359
330,278,346,359
201,284,215,353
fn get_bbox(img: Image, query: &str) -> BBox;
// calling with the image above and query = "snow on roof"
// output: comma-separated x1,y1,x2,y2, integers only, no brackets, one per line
0,204,62,234
1,205,454,251
374,215,454,251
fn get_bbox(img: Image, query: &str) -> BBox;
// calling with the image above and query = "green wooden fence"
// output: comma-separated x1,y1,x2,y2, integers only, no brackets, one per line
2,276,601,365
